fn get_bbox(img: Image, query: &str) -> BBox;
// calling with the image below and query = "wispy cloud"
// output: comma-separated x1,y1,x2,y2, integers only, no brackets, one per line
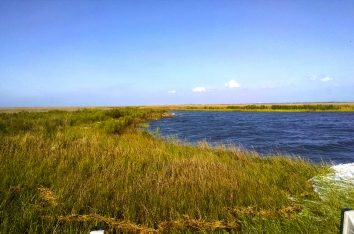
320,76,333,82
167,90,176,94
225,80,240,88
308,75,334,82
192,87,207,92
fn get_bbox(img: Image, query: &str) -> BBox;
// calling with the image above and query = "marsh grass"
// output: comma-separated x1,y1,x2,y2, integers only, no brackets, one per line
143,103,354,112
0,107,353,233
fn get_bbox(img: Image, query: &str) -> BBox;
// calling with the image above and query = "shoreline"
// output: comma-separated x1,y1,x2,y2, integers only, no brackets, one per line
1,102,354,113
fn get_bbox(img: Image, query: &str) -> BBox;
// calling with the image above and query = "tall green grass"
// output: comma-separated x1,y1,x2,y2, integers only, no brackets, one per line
0,108,353,233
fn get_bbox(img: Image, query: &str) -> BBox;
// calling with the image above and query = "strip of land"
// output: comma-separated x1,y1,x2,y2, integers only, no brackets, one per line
1,102,354,113
145,102,354,112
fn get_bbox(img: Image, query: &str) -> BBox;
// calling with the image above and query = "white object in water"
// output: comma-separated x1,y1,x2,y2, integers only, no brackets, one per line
342,210,354,234
90,230,104,234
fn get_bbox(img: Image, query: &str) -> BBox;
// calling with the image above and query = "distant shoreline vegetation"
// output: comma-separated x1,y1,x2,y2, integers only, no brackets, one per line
146,103,354,112
1,102,354,113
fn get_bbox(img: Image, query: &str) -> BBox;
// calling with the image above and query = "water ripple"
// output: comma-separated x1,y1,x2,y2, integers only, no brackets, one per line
149,111,354,164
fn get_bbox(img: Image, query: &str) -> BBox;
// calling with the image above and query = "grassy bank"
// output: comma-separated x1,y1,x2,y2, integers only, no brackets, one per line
0,108,353,233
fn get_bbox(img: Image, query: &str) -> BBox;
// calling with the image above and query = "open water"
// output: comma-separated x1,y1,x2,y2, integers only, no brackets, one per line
149,111,354,164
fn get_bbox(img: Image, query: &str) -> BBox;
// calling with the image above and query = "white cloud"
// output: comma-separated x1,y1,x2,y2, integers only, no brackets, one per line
167,90,176,94
308,75,334,82
320,76,333,82
192,87,207,92
225,80,240,88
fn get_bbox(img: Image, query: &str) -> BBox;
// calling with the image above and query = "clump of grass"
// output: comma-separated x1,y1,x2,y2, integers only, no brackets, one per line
37,187,58,208
0,107,351,233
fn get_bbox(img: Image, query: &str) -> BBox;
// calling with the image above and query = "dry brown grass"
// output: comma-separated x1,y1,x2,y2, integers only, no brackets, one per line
48,213,241,233
37,187,58,207
228,204,303,219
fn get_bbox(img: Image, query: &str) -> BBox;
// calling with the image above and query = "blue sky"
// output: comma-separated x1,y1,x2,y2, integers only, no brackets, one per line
1,0,354,106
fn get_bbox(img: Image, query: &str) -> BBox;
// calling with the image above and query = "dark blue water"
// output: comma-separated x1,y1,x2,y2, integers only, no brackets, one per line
149,111,354,164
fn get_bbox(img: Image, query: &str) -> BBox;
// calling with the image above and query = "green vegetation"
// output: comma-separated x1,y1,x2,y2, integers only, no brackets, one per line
230,104,352,111
143,103,354,112
0,107,353,233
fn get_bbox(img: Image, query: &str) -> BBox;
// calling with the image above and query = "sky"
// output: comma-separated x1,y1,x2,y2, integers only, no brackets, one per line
0,0,354,107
